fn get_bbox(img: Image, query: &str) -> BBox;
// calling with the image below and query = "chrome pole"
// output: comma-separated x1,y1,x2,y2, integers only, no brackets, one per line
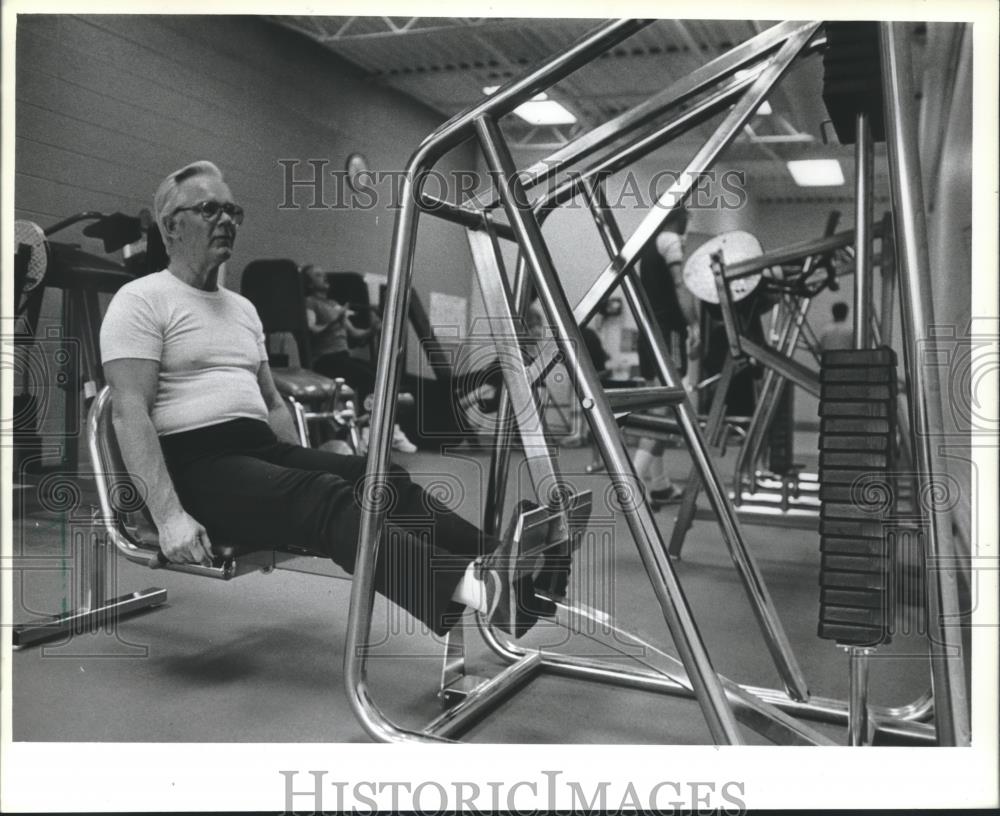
879,21,970,746
879,212,898,348
668,356,742,557
847,646,873,746
344,149,447,743
854,112,875,348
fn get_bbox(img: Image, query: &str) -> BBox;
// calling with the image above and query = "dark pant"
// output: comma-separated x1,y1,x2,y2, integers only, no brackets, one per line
159,419,496,634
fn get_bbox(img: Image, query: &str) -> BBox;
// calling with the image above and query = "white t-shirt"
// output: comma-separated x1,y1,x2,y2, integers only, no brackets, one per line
100,270,269,435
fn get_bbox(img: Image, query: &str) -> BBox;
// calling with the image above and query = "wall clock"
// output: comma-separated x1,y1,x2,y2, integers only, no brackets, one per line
346,152,370,192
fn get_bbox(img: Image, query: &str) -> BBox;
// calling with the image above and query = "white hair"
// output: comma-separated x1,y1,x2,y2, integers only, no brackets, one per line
153,160,225,248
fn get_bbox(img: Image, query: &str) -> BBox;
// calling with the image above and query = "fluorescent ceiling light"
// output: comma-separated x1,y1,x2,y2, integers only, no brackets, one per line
513,99,576,125
786,159,845,187
731,70,771,115
482,86,577,125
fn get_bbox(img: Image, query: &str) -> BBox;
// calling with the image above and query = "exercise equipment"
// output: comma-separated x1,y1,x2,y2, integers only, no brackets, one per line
242,259,360,449
818,348,898,644
682,230,771,304
351,19,817,744
822,22,886,145
348,18,965,746
666,22,908,550
817,335,900,748
668,217,851,545
14,220,48,306
12,212,146,477
666,204,919,550
10,387,352,648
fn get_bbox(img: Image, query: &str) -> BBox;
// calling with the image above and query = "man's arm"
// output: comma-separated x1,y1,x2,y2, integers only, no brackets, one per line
104,358,214,565
257,361,301,445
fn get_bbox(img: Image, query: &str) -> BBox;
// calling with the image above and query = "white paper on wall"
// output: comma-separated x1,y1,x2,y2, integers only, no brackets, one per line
429,291,468,336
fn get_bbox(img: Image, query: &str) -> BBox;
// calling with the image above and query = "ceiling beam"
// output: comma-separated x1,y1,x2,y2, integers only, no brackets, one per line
275,16,596,43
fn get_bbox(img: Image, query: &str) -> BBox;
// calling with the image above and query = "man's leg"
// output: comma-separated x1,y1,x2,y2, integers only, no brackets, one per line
267,445,490,562
170,446,497,635
268,445,550,633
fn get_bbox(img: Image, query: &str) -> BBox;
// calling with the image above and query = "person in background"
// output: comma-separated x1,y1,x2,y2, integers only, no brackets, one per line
634,205,700,505
525,300,612,447
303,264,417,453
818,301,854,352
100,160,555,640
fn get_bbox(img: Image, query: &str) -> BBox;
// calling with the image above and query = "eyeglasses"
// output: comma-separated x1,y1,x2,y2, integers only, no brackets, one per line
172,200,244,225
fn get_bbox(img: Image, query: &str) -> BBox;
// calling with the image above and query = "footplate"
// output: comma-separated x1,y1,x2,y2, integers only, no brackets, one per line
438,490,592,707
532,490,593,604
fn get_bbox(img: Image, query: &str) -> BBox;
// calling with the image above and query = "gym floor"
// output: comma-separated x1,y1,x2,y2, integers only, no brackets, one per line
11,436,937,745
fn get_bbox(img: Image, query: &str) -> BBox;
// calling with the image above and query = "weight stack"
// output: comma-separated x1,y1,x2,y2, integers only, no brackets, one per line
817,347,897,647
821,22,886,144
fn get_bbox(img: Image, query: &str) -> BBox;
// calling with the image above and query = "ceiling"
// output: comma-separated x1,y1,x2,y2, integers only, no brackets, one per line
267,16,897,203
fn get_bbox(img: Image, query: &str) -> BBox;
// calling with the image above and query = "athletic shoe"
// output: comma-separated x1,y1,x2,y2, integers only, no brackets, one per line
476,500,552,637
391,425,418,453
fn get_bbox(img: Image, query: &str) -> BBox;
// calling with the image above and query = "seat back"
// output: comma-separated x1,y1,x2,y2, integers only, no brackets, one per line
87,387,242,577
87,386,161,556
242,259,313,367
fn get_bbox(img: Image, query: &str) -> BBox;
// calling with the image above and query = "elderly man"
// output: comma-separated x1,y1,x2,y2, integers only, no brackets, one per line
100,160,546,637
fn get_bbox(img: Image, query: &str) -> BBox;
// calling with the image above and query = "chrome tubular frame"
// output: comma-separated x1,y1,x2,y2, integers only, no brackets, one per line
879,21,970,746
345,20,827,745
854,112,876,349
285,395,311,448
346,19,660,744
342,17,969,746
285,378,359,450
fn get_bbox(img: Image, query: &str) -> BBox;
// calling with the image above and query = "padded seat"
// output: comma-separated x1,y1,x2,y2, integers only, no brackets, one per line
87,385,351,586
271,367,353,402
